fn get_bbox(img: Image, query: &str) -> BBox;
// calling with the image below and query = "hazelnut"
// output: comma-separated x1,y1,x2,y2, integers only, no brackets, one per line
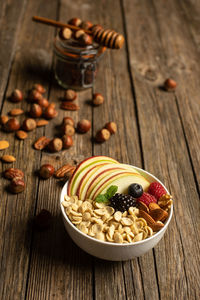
59,27,72,40
78,33,93,46
80,20,93,30
9,177,25,194
22,118,37,131
34,209,52,230
62,124,75,136
74,29,85,39
15,130,28,140
39,164,55,179
105,122,117,134
0,115,9,125
77,119,91,133
48,138,63,152
29,103,43,118
95,128,110,143
28,89,43,101
36,98,49,108
64,89,77,101
3,118,20,132
62,135,73,149
63,116,75,127
164,78,177,91
43,105,58,119
10,89,23,103
93,93,104,106
33,83,46,94
68,17,82,27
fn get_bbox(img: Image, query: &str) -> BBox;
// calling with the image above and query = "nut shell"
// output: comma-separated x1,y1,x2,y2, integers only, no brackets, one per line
3,118,20,132
93,93,104,106
9,178,25,194
164,78,177,91
15,130,28,140
33,83,46,94
105,122,117,134
95,129,110,142
62,124,75,136
64,89,77,101
39,164,55,179
10,89,23,103
28,89,43,101
29,104,43,118
48,138,63,152
4,168,24,180
22,118,37,131
77,119,91,133
62,135,73,149
62,116,75,127
1,155,16,163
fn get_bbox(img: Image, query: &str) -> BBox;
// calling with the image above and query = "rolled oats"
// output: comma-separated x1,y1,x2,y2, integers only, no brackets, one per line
63,195,157,244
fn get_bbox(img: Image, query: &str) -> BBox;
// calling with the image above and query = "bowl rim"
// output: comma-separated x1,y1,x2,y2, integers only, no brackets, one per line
60,165,173,247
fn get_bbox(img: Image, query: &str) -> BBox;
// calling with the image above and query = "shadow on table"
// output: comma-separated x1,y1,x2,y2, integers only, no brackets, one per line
23,213,118,274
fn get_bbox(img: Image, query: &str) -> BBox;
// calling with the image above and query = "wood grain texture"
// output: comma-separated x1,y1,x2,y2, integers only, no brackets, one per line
0,0,199,299
0,0,58,299
122,0,200,299
0,0,27,106
25,0,94,299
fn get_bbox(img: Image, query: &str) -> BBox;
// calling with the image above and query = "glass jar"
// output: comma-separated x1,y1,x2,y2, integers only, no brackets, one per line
53,35,106,90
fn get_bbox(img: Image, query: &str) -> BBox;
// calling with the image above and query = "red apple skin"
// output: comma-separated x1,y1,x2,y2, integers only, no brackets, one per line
81,167,127,200
91,172,150,200
67,156,119,195
76,163,108,198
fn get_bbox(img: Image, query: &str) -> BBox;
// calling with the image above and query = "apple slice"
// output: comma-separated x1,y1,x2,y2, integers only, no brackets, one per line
67,156,119,196
80,164,140,200
90,172,150,200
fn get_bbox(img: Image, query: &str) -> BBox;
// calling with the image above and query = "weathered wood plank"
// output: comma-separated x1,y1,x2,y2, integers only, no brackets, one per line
92,1,159,300
0,0,27,107
122,0,200,299
25,0,94,299
0,0,58,299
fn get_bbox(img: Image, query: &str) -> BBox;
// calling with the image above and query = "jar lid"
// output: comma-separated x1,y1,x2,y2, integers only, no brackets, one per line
54,36,106,60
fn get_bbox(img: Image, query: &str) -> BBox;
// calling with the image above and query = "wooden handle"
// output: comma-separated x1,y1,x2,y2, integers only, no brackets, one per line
32,16,90,33
32,16,124,49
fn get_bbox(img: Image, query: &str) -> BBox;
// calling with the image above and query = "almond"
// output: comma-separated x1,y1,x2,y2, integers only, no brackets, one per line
36,119,49,127
1,155,16,163
149,208,168,222
9,108,24,116
137,201,149,213
0,140,9,150
139,209,164,232
60,102,80,111
149,203,160,211
16,130,28,140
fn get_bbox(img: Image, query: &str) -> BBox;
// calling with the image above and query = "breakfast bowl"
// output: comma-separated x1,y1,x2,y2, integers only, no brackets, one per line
60,159,173,261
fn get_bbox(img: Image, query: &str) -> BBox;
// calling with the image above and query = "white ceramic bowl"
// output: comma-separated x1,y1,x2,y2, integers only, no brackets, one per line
60,166,173,261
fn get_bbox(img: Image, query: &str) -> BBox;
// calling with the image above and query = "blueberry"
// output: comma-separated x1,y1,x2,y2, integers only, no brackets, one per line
128,183,143,198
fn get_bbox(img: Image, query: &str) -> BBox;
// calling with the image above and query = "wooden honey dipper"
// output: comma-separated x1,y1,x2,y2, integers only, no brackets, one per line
32,16,124,49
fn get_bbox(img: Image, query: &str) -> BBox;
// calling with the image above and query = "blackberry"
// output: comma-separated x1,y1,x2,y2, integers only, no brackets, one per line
109,193,137,212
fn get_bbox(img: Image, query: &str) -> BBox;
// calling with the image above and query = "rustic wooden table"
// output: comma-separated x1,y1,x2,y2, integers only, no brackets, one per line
0,0,200,299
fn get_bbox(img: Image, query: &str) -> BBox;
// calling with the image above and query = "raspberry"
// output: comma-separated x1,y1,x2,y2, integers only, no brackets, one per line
110,193,137,212
148,182,166,200
137,192,157,207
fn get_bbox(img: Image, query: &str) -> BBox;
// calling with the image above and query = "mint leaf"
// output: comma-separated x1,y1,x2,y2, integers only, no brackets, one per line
95,185,118,203
106,185,118,199
95,194,108,203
